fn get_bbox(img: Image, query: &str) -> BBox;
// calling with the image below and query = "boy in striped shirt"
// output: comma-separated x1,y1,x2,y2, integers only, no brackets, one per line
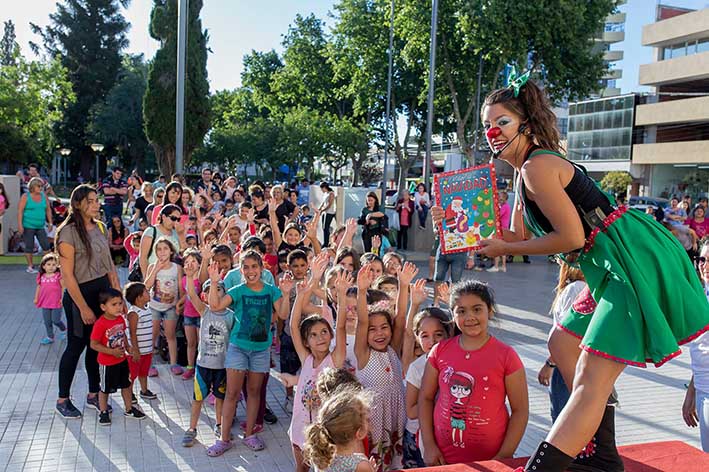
124,282,158,402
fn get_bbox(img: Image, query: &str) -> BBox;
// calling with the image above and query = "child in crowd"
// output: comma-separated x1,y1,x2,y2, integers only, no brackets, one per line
182,277,234,447
179,249,203,380
206,251,288,456
354,263,416,470
33,253,66,345
284,254,348,471
402,278,451,468
359,254,384,281
90,288,146,425
144,238,184,376
419,280,528,465
316,367,363,399
382,252,403,277
298,205,313,227
123,232,142,271
303,387,376,472
124,282,157,402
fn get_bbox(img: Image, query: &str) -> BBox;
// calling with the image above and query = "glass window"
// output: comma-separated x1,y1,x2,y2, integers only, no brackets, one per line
698,38,709,54
672,42,687,58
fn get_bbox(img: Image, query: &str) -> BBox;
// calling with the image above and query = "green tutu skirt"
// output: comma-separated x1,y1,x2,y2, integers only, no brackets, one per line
559,207,709,367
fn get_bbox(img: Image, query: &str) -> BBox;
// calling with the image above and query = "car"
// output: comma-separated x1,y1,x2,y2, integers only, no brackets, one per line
628,196,669,212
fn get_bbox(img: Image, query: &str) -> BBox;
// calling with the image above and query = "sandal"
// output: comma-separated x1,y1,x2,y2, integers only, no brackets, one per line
239,421,264,434
242,434,265,451
206,439,232,457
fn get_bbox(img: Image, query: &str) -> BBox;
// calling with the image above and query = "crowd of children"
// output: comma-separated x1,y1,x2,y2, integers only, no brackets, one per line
38,175,537,472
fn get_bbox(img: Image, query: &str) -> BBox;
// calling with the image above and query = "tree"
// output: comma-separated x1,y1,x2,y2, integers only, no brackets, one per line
31,0,130,180
143,0,211,175
600,171,632,198
88,54,154,173
0,20,18,66
0,47,75,166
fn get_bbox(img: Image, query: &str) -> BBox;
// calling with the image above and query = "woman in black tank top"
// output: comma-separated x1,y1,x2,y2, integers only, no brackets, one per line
430,76,708,472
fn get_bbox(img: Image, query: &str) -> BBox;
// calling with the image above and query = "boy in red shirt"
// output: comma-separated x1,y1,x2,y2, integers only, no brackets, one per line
90,288,146,425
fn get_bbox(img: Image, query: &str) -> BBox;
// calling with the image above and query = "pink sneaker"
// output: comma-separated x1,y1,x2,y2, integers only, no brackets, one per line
148,366,158,377
182,367,195,380
170,365,184,376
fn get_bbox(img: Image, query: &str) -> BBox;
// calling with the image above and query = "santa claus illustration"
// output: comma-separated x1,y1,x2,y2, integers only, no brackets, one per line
444,196,469,233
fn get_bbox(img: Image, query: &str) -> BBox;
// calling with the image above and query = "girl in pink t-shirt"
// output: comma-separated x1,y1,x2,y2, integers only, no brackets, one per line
283,254,348,472
33,253,67,345
419,280,528,465
178,250,204,380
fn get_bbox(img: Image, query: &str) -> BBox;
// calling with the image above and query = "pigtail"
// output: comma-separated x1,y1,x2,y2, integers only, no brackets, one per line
303,423,337,470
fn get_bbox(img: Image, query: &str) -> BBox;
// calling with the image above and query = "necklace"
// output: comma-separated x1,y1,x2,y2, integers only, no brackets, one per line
459,335,490,359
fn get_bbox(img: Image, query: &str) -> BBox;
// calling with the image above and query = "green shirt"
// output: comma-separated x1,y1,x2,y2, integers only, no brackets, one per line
227,282,281,351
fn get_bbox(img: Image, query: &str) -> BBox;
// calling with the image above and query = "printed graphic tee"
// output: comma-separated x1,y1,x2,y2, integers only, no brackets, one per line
427,335,523,463
91,315,128,366
198,308,235,369
226,283,281,351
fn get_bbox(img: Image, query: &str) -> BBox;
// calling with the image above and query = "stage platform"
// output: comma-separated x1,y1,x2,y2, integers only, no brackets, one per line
404,441,709,471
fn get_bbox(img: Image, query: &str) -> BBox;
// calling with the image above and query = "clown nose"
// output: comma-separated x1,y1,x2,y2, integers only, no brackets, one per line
486,127,502,140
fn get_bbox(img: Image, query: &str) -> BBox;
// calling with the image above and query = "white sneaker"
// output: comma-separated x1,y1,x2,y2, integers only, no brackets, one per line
486,266,500,273
26,266,38,274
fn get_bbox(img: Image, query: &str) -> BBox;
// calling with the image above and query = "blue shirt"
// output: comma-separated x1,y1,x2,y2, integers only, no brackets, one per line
226,283,282,351
223,267,276,291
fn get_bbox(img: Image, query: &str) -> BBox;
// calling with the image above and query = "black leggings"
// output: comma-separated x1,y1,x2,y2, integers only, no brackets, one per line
58,275,110,398
322,213,335,247
397,225,409,250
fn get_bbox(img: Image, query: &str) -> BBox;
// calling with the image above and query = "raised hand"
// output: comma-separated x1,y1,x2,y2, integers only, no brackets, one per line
207,260,221,281
397,261,419,286
438,282,451,305
310,252,330,282
345,217,357,234
372,234,381,250
335,270,354,296
357,263,374,290
306,213,319,239
410,278,428,306
280,273,295,294
246,208,255,223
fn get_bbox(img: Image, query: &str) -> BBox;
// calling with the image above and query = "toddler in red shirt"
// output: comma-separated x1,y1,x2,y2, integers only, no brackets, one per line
90,288,146,425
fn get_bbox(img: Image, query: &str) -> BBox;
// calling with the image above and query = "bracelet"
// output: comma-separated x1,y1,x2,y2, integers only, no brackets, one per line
545,359,556,368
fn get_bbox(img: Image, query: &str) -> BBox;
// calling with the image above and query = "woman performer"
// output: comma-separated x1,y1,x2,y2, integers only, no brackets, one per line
432,72,709,471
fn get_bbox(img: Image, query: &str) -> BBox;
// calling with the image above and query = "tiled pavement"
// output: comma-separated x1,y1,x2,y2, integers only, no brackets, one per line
0,258,702,471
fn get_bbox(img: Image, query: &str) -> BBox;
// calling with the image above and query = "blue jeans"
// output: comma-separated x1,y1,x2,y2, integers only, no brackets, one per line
550,367,571,423
42,308,66,338
102,204,123,222
417,204,429,228
434,246,467,282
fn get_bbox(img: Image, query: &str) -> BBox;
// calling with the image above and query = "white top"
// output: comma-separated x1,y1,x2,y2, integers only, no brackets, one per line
149,262,179,312
548,281,586,340
413,192,430,209
127,303,153,355
690,288,709,393
405,354,427,434
344,333,357,373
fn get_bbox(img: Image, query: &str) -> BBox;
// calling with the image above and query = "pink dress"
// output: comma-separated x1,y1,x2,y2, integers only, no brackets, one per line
288,353,334,448
181,276,202,319
36,273,62,309
356,347,405,471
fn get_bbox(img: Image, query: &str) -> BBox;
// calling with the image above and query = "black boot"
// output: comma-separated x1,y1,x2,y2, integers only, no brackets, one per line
518,441,575,472
568,405,625,472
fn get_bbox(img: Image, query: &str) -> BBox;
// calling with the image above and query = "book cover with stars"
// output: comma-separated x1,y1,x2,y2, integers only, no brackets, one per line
434,163,502,255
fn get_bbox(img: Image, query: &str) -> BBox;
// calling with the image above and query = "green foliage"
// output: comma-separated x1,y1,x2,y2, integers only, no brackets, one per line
600,171,632,195
31,0,130,179
88,54,154,172
143,0,211,175
1,20,18,66
0,47,75,166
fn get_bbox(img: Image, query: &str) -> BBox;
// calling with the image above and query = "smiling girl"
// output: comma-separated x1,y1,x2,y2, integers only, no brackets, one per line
418,280,528,466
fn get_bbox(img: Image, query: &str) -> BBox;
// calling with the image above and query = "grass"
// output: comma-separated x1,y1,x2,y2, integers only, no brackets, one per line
0,255,42,265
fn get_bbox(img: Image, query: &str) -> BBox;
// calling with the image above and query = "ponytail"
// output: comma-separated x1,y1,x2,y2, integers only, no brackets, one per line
303,423,337,470
483,77,562,154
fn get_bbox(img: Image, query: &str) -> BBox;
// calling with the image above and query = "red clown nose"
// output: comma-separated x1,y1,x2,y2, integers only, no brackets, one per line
486,127,502,140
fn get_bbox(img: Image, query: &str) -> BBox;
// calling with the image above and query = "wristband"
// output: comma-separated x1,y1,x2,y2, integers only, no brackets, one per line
545,359,556,368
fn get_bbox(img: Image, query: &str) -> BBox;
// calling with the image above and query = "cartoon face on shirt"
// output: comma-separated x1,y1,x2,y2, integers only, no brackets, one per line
449,372,474,405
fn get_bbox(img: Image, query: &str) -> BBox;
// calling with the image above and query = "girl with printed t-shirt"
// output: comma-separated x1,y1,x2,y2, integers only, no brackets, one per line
206,250,289,456
419,280,528,465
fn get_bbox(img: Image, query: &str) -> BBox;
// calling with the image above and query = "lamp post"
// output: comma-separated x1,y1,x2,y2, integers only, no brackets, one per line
91,143,104,184
423,0,439,191
175,0,189,174
59,148,71,189
381,0,395,197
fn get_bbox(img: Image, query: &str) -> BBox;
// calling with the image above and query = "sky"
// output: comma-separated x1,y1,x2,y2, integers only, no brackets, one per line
4,0,709,94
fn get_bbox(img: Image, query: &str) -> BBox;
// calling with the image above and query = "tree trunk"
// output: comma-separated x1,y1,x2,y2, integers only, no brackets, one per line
158,147,176,177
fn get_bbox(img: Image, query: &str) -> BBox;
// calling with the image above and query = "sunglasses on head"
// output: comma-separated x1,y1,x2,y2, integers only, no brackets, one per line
167,215,180,222
695,256,707,264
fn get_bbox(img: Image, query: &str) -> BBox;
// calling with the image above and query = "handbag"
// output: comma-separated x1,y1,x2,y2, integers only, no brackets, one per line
127,226,157,282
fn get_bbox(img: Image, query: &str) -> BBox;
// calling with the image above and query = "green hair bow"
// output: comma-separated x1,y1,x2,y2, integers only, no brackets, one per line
507,66,530,97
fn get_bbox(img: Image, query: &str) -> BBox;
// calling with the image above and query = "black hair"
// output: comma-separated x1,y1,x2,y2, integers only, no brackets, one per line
372,275,398,290
124,282,147,305
211,244,233,259
182,248,203,264
242,236,267,254
240,249,263,267
163,181,184,207
287,249,308,265
240,201,253,210
335,246,360,271
413,307,453,337
55,185,99,262
160,203,182,221
365,191,380,209
99,287,123,306
450,279,497,316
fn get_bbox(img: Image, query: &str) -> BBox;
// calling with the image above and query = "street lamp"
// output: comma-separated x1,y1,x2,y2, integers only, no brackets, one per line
91,143,104,184
423,0,439,191
59,148,71,188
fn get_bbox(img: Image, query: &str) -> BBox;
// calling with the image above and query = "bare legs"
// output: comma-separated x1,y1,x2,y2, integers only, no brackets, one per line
547,328,625,456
